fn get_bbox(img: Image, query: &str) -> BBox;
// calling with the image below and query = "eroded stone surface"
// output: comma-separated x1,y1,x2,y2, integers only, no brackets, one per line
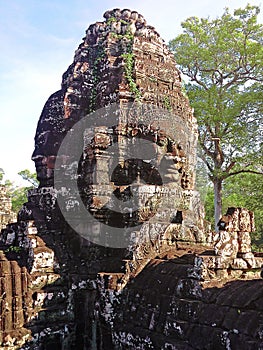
214,208,257,268
0,185,16,231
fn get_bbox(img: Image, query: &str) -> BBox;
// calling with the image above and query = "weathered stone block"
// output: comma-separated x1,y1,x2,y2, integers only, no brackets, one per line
214,231,238,259
238,231,252,253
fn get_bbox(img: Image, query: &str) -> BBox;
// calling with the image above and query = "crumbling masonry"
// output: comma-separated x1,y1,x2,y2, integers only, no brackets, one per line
0,9,263,350
0,186,16,231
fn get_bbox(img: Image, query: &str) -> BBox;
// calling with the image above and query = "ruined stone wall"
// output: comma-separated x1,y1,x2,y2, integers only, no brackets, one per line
0,252,31,348
0,186,16,231
1,209,262,349
108,256,263,350
97,209,263,349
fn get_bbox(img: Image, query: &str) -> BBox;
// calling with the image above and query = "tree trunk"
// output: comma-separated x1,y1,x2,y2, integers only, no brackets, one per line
213,178,222,232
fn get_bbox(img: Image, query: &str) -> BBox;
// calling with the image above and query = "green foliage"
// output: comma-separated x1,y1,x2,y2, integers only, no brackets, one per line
110,32,119,39
0,168,4,182
97,18,141,102
110,30,134,43
109,24,134,43
163,96,172,111
196,156,210,201
0,168,38,213
198,171,263,250
107,18,140,101
169,5,263,227
123,29,134,42
18,169,38,187
149,76,157,83
122,53,141,100
10,169,39,212
120,19,128,25
11,187,28,213
6,246,22,253
89,45,106,113
107,17,117,24
121,33,141,100
223,172,263,250
196,158,215,223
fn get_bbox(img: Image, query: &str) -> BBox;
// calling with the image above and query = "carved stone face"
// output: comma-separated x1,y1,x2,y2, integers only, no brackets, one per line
32,154,55,186
79,124,187,228
30,8,202,247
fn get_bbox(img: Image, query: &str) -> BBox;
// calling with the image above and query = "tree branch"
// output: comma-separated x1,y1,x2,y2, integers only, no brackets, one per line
199,153,214,174
224,161,236,173
199,138,214,159
226,169,263,178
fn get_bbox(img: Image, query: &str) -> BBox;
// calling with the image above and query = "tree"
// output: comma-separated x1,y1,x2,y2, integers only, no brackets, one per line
18,169,38,187
0,168,38,213
11,187,28,213
0,168,4,182
169,5,263,229
199,173,263,250
11,169,39,212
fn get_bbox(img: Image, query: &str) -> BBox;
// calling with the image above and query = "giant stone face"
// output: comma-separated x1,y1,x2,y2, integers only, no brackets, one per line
30,8,204,247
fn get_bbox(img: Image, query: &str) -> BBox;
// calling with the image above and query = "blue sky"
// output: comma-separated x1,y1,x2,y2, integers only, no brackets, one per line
0,0,262,185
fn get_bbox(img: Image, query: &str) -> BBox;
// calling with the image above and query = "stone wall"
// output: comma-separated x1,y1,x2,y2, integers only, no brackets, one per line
0,185,16,231
96,208,263,349
109,256,263,350
0,251,31,348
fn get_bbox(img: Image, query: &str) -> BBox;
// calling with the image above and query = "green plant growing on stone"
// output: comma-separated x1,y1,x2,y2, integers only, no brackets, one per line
110,27,134,46
120,19,128,25
107,17,117,24
122,53,141,101
110,32,119,39
92,20,141,104
89,44,106,112
149,76,157,83
163,96,172,111
119,24,141,101
6,246,22,253
123,29,134,42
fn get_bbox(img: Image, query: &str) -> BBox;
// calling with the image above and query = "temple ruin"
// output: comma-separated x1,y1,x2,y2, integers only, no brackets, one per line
0,9,263,349
0,186,16,231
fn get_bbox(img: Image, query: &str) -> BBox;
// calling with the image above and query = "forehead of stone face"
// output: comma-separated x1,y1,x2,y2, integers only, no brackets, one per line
83,8,159,44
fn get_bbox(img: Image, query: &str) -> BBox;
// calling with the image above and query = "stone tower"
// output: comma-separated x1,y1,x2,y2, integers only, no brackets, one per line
29,8,205,247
